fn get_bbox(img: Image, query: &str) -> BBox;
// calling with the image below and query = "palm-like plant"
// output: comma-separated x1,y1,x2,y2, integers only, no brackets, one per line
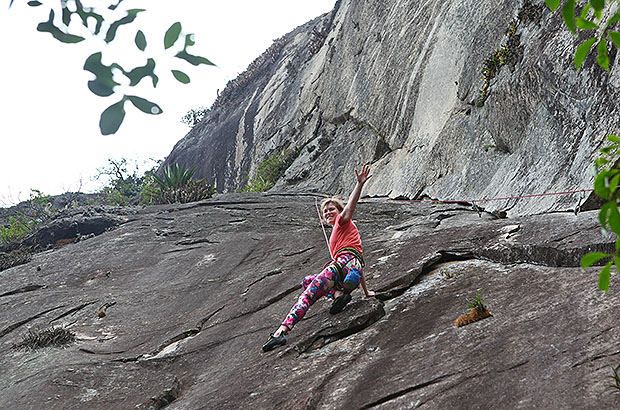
152,163,195,190
145,163,216,204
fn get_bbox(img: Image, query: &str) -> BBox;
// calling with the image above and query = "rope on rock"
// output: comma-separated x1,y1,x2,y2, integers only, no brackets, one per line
360,188,595,216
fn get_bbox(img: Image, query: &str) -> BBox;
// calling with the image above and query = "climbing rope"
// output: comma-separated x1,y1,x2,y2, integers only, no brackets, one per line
315,197,332,257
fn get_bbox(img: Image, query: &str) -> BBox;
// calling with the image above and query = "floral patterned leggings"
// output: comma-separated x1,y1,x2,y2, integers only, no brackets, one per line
281,252,362,330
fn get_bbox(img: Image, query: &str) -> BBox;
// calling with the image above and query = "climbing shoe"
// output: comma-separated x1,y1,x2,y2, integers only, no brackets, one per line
329,293,352,314
262,333,287,352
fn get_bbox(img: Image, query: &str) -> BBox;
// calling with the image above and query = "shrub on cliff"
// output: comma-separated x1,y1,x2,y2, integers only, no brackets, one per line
242,148,300,192
0,190,52,244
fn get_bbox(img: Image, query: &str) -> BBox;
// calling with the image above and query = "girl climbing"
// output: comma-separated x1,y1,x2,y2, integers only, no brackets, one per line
262,165,375,352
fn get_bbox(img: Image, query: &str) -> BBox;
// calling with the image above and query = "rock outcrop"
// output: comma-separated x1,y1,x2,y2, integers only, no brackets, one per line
163,0,619,216
1,194,619,409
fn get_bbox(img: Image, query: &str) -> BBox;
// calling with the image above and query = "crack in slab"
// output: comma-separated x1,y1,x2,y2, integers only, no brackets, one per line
360,373,455,409
571,350,620,368
142,376,181,410
242,268,283,295
0,305,66,339
161,246,203,255
295,303,386,354
124,305,229,362
0,284,45,298
49,301,98,324
282,246,314,257
175,237,219,246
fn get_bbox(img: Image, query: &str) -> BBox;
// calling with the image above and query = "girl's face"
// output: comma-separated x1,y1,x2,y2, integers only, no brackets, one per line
323,203,340,226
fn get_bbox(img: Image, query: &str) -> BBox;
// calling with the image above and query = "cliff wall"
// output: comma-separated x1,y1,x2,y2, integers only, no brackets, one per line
164,0,619,216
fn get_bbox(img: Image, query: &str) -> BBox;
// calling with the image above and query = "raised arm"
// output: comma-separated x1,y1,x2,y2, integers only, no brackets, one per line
340,165,372,223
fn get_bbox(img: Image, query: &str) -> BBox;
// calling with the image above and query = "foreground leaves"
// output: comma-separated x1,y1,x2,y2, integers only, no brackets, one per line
13,1,214,135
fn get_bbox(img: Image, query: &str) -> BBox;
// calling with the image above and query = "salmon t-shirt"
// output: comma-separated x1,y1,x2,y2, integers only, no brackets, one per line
329,213,362,258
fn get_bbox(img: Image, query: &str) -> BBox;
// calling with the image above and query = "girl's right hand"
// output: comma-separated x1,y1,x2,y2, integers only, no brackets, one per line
355,165,372,185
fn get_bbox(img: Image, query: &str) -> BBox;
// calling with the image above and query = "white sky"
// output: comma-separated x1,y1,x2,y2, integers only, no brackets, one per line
0,1,335,206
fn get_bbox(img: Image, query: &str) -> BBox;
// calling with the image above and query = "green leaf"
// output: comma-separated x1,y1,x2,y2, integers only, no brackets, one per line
83,52,119,97
610,173,620,195
608,135,620,143
562,0,576,33
135,30,147,51
126,95,163,115
580,4,592,19
61,5,71,26
590,0,605,12
27,1,42,6
37,10,85,44
609,32,620,49
105,9,145,43
108,0,124,11
175,50,214,66
172,70,191,84
609,10,620,25
545,0,561,11
582,252,610,268
616,237,620,252
124,58,158,87
598,261,612,292
100,98,126,135
164,22,182,49
597,39,609,71
73,1,104,35
608,202,620,234
574,37,597,69
184,33,196,49
599,201,613,229
576,17,598,30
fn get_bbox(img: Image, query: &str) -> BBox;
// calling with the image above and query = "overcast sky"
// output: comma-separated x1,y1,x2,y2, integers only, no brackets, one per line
0,1,335,206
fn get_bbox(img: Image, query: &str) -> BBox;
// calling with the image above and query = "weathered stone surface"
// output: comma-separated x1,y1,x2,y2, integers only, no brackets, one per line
163,0,619,216
1,194,619,409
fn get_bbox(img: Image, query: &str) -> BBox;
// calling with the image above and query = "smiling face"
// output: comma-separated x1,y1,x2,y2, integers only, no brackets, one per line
322,201,341,226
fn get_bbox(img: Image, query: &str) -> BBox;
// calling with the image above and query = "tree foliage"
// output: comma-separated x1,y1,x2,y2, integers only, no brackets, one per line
545,0,620,70
10,0,214,135
546,1,620,291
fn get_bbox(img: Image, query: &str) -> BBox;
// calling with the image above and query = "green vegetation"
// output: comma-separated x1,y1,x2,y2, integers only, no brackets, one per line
0,160,216,245
0,190,51,243
467,289,488,312
94,159,216,205
477,22,518,107
181,107,210,127
545,0,620,71
439,267,455,279
580,135,620,291
242,148,300,192
13,326,75,351
91,158,158,206
608,364,620,401
145,163,216,204
10,1,213,135
546,1,620,291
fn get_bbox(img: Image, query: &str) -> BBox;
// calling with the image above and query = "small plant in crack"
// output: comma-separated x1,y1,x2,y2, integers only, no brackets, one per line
439,267,455,279
454,289,492,327
467,289,487,311
13,326,76,351
608,364,620,402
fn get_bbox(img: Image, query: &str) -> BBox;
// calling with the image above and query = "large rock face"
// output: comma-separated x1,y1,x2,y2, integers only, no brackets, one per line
1,194,619,409
163,0,619,216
